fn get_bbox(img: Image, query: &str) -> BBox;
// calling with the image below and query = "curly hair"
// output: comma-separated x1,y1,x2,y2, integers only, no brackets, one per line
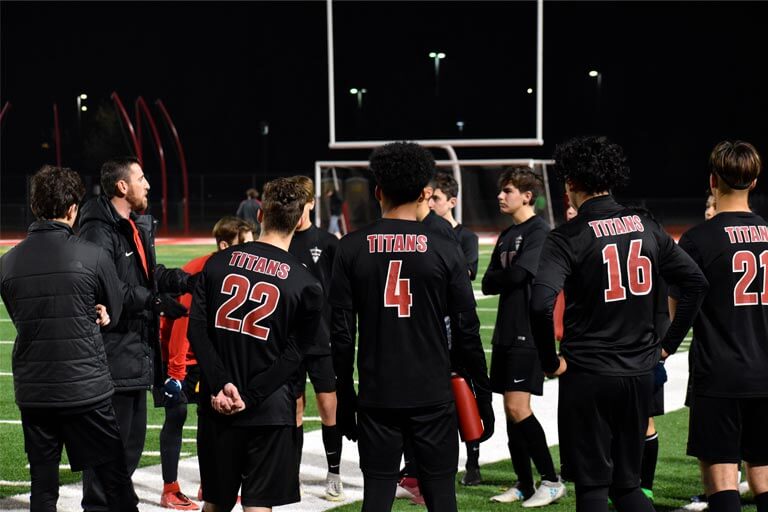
709,140,762,191
369,142,435,207
260,177,307,234
30,165,86,220
553,136,629,195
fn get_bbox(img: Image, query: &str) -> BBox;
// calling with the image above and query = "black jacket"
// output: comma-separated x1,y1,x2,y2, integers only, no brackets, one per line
0,221,125,409
78,195,189,391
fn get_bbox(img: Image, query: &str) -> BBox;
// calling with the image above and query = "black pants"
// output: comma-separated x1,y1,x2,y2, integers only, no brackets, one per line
21,402,137,512
82,390,146,512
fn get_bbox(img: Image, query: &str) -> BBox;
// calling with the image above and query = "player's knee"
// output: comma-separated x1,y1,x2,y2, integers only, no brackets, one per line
505,404,531,423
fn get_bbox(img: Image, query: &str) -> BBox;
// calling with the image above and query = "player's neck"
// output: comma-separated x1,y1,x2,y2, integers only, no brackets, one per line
415,201,431,222
511,207,535,225
572,191,609,209
443,212,458,228
257,231,293,252
383,202,420,221
296,215,312,232
110,197,132,220
714,192,751,213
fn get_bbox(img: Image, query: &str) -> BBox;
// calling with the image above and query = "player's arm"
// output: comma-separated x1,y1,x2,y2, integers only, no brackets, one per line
155,264,196,295
187,268,233,396
462,231,480,281
95,247,125,330
658,233,708,357
530,232,571,375
166,292,193,381
481,241,504,295
485,226,547,294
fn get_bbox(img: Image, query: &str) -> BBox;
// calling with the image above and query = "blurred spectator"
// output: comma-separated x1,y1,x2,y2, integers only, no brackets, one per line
327,189,343,237
236,188,262,233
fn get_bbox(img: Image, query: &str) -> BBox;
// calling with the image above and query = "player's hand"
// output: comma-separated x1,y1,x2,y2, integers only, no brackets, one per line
151,293,188,319
211,391,233,414
545,356,568,378
653,361,668,391
477,399,495,443
162,378,183,406
95,304,110,327
223,383,246,413
337,387,358,442
660,348,670,360
183,272,201,294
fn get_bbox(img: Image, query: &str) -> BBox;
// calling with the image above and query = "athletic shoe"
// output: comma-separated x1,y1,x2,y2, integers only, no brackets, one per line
324,473,346,502
461,467,482,486
490,482,530,503
682,498,709,511
396,476,421,500
521,478,566,508
160,490,199,510
739,480,751,496
641,488,654,502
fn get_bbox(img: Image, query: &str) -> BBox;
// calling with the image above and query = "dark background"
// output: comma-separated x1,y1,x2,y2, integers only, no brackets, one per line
2,1,767,231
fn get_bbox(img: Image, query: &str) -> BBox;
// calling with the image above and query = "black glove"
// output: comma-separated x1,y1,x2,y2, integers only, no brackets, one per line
653,361,668,391
477,399,495,443
151,293,188,319
183,272,200,294
336,385,358,442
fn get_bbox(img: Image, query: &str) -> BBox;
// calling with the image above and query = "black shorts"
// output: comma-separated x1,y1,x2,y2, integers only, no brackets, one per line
490,346,544,396
687,395,768,465
293,354,336,397
558,371,653,487
153,364,201,407
648,382,664,417
358,401,458,481
21,400,125,472
197,416,299,508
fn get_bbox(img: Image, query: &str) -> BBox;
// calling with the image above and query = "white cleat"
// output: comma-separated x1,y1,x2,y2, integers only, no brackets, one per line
490,482,530,503
739,480,751,496
324,473,346,502
521,478,566,508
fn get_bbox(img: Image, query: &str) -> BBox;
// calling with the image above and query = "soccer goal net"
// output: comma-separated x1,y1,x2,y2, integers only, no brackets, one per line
313,159,562,234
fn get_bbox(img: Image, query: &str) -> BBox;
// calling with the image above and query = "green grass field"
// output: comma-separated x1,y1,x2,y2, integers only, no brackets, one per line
1,243,753,511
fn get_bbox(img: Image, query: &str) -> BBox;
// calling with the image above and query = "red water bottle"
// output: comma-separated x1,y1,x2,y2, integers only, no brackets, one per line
451,374,483,442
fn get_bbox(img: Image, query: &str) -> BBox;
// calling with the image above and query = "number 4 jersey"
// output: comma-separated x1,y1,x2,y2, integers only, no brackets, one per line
676,211,768,398
534,195,704,375
329,218,477,408
189,241,323,426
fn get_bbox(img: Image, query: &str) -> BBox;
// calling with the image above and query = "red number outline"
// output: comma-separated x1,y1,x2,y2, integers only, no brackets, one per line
384,260,412,317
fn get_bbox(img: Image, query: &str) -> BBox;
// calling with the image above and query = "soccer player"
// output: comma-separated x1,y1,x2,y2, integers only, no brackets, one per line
187,178,323,512
483,168,565,507
673,141,768,512
156,217,254,510
329,142,494,512
428,172,479,280
0,166,137,512
530,135,708,512
288,176,345,501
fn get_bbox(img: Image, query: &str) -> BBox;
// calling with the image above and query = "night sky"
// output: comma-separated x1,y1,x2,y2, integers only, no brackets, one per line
2,1,767,205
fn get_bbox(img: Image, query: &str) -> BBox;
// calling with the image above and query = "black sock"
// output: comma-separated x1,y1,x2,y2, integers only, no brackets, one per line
465,441,480,470
575,484,609,512
296,425,304,472
420,476,458,512
160,402,187,484
507,419,534,495
609,486,655,512
755,491,768,512
322,424,342,475
29,461,59,512
517,414,558,483
707,490,740,512
640,432,658,490
362,478,398,512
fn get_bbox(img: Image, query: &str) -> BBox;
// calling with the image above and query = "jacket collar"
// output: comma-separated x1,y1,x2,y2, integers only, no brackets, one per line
577,195,619,215
28,220,74,236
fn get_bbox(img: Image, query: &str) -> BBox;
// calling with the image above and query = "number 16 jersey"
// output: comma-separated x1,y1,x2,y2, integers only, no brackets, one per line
329,218,477,408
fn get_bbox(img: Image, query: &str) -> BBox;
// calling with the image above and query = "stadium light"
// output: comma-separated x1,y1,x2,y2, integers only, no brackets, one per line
79,93,88,100
429,51,447,96
527,88,534,94
588,70,599,78
81,105,88,112
349,87,367,109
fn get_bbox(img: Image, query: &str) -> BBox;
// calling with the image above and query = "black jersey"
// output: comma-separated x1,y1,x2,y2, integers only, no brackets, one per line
188,241,323,426
455,224,479,280
329,218,477,408
422,210,460,243
483,215,549,349
532,196,706,375
288,225,338,355
676,212,768,397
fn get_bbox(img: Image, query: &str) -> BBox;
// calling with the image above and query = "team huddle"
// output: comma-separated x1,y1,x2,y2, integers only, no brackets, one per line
1,136,767,512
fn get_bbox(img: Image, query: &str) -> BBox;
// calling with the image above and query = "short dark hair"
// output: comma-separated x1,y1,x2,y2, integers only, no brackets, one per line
553,136,629,195
498,168,543,203
430,172,459,200
30,165,86,220
260,177,307,235
710,140,762,191
212,216,254,245
246,188,259,199
369,142,435,207
101,157,141,198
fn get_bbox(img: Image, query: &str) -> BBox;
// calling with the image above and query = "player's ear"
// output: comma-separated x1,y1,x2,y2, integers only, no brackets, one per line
218,240,230,251
374,185,382,202
115,179,129,197
749,178,758,191
448,197,457,208
67,203,78,222
709,173,718,193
